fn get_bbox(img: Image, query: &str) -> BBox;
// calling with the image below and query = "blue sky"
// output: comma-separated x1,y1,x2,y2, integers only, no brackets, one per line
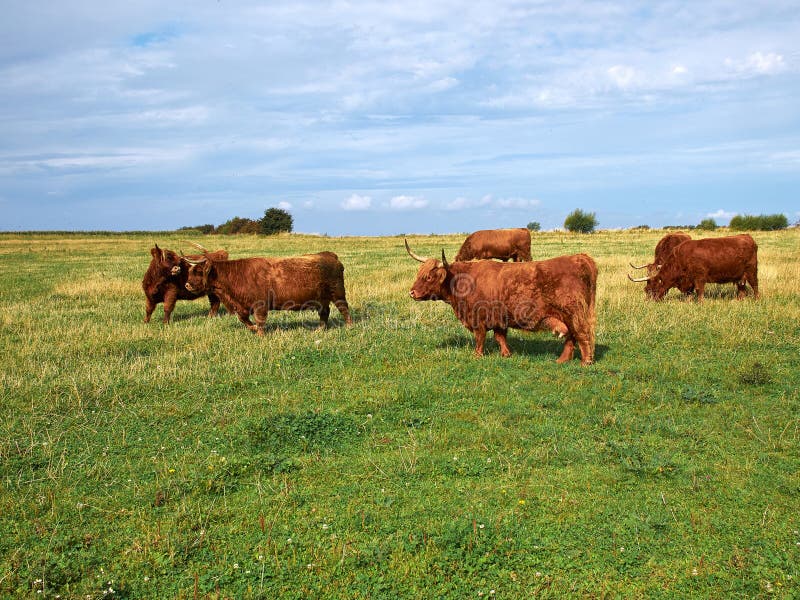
1,1,798,234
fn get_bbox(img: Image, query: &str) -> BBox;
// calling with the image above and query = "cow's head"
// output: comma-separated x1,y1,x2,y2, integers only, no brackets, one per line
184,258,213,294
405,239,449,301
150,244,183,276
628,263,676,300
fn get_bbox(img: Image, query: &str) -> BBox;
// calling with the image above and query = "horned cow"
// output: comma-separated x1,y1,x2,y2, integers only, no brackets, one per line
142,244,228,323
405,240,596,365
629,234,759,301
184,251,352,335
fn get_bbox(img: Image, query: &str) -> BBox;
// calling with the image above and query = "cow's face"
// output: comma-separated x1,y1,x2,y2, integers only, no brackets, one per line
410,259,447,301
150,245,183,277
185,260,213,294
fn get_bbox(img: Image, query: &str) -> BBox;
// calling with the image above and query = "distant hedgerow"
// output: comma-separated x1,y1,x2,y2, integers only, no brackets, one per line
729,214,788,231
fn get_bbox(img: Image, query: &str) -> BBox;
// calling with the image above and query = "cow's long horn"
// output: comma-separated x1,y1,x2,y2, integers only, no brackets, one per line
627,274,652,283
185,240,209,254
441,249,449,270
183,256,206,266
404,239,428,262
629,262,648,269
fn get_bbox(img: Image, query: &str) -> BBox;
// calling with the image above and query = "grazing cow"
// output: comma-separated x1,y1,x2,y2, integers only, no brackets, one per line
628,234,759,301
142,244,228,323
405,240,596,365
184,251,352,335
454,228,532,262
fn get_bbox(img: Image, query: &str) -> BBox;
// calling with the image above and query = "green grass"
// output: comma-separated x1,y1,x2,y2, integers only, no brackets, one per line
1,230,799,599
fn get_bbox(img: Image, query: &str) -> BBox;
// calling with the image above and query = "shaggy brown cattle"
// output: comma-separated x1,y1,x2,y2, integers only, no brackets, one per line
405,240,596,365
142,244,228,323
628,234,759,301
454,228,532,262
184,251,352,335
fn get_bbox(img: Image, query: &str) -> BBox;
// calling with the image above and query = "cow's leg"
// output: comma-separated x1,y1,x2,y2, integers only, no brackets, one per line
207,293,221,317
332,285,353,325
252,305,268,337
576,333,594,366
318,302,330,328
736,281,748,300
556,335,576,364
493,328,512,357
162,289,178,323
694,280,705,302
235,310,258,333
473,328,487,357
144,296,157,323
747,269,760,299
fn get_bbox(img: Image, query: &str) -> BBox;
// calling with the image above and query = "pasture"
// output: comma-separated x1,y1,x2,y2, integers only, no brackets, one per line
1,229,798,598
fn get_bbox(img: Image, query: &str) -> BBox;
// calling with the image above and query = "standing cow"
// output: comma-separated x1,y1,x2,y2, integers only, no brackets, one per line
405,240,596,365
142,244,228,323
628,234,759,301
454,228,532,262
184,251,352,335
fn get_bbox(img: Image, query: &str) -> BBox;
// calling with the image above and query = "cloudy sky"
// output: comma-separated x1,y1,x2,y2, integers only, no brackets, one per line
2,1,799,234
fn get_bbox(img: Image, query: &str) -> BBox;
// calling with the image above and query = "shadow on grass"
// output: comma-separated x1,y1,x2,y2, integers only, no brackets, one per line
168,308,354,331
437,332,610,362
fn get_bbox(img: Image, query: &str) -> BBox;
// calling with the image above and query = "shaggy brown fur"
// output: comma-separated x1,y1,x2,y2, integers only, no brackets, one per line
647,234,759,301
142,245,228,323
407,243,596,365
185,251,352,335
453,228,532,262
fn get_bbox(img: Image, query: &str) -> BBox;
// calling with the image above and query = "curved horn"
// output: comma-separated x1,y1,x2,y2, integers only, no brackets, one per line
185,240,209,253
183,256,207,266
404,238,428,262
441,249,449,270
629,262,649,270
627,273,652,283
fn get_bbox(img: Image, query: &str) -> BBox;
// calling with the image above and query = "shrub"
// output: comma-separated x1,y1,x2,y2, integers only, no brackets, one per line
697,218,717,231
260,208,294,235
217,217,260,235
564,209,598,233
526,221,541,232
729,214,788,231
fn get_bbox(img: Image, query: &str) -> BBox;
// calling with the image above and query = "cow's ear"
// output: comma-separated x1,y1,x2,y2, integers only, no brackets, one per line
435,267,447,284
151,246,160,259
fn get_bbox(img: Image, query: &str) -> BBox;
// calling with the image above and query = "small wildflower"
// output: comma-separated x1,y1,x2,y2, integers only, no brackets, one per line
479,523,485,529
322,523,329,530
287,537,293,543
486,458,491,463
258,554,265,561
143,576,149,582
490,591,496,596
518,499,525,505
535,572,542,577
692,568,699,576
168,468,175,473
619,547,625,552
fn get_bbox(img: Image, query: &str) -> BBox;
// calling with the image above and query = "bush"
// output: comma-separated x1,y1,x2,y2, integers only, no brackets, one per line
260,208,294,235
564,209,598,234
697,218,717,231
217,217,260,235
729,214,788,231
526,221,541,232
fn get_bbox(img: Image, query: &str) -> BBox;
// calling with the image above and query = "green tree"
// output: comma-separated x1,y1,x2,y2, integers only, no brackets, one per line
260,208,294,235
527,221,541,232
697,218,717,231
217,216,259,234
564,209,598,233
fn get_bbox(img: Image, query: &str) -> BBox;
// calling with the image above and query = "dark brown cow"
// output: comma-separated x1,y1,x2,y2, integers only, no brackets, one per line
142,244,228,323
628,234,759,301
454,228,532,262
184,251,352,335
405,240,596,365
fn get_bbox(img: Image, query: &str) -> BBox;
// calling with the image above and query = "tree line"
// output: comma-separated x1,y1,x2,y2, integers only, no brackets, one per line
180,208,293,236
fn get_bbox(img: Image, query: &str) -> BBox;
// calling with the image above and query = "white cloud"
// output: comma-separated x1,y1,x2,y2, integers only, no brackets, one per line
725,52,786,76
389,195,428,210
341,194,372,211
277,201,292,210
303,200,314,209
706,209,736,221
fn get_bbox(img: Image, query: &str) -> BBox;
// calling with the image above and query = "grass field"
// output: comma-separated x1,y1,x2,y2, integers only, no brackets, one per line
1,229,798,599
